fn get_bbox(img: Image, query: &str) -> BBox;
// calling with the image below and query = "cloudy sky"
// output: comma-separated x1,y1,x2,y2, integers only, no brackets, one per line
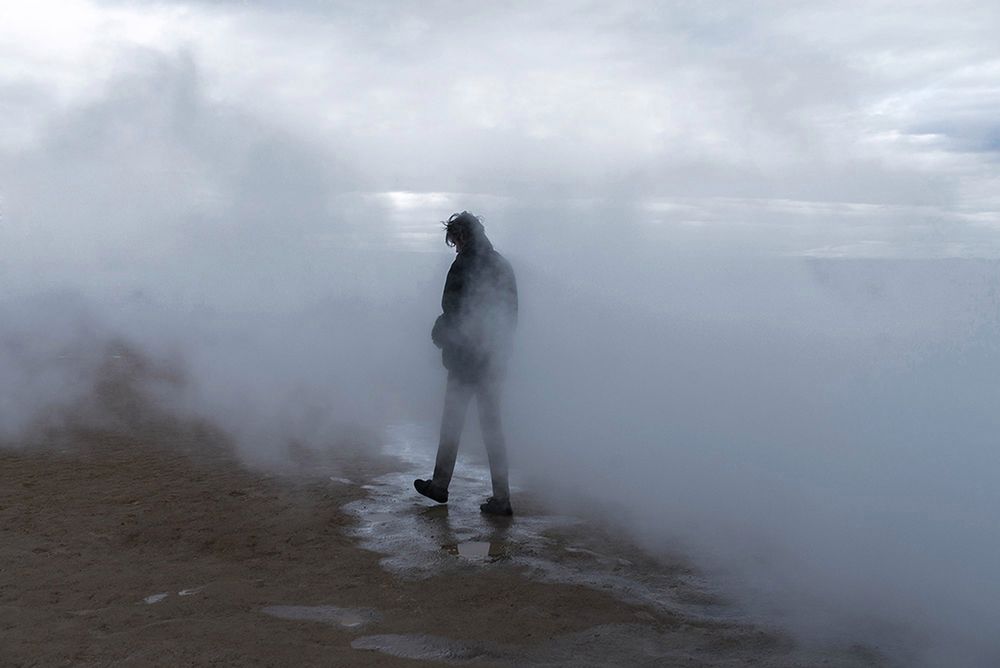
2,0,999,271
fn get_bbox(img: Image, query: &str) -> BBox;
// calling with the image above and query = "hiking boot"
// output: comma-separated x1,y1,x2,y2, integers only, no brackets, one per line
413,479,448,503
480,497,513,516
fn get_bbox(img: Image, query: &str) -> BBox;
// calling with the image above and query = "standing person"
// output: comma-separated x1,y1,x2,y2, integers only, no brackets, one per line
414,212,518,516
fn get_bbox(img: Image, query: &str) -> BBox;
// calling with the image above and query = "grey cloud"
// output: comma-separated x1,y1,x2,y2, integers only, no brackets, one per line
84,1,995,213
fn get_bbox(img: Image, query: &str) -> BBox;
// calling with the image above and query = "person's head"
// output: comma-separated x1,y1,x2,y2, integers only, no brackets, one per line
443,211,487,252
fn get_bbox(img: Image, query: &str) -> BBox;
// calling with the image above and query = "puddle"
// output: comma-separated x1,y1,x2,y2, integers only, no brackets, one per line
261,605,379,629
442,541,508,561
142,593,168,605
178,586,206,596
342,423,738,623
329,477,353,485
351,634,510,663
341,424,884,667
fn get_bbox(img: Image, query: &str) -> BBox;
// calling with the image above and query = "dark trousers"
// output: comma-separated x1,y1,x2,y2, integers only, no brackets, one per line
432,373,510,501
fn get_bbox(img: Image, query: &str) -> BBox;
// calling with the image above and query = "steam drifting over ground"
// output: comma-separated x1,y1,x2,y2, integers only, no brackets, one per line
3,2,1000,665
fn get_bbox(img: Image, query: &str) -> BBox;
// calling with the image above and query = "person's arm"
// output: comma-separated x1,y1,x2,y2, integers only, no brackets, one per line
441,259,464,315
432,259,465,349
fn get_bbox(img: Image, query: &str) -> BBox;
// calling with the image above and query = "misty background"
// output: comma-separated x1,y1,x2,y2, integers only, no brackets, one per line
2,1,1000,665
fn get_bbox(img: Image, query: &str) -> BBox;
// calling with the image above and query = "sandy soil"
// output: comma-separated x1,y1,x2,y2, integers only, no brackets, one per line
0,353,885,666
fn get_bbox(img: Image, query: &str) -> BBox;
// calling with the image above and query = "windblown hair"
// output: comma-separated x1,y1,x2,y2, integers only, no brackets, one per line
443,211,487,248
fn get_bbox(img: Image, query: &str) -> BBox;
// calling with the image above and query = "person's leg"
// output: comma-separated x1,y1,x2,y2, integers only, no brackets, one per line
477,378,510,502
431,374,474,490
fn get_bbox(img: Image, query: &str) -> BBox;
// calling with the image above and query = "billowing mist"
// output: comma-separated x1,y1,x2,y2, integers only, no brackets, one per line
3,2,1000,665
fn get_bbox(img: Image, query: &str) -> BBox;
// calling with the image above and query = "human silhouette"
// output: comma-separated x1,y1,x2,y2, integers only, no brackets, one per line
414,212,518,516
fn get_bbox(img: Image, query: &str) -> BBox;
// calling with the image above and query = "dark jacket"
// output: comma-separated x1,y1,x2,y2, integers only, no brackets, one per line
432,238,518,383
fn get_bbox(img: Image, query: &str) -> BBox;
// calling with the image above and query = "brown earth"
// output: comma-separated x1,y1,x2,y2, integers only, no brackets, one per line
0,350,884,666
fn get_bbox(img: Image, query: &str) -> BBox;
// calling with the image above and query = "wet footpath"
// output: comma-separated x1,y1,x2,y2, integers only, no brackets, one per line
324,424,887,667
0,413,888,666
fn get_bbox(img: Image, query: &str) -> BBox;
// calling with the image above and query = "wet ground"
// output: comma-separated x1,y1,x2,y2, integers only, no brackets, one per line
338,424,886,666
0,360,889,666
345,425,736,622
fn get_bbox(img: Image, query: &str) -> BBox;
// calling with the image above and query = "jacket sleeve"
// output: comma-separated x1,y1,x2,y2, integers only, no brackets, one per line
432,260,465,349
441,258,464,313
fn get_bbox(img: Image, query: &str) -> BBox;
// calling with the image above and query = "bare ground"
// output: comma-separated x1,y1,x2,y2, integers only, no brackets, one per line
0,350,883,666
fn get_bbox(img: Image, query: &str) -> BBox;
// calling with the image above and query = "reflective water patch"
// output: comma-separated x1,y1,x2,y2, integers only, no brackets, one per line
340,424,734,623
178,586,206,597
442,540,508,561
261,605,379,629
351,633,509,663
